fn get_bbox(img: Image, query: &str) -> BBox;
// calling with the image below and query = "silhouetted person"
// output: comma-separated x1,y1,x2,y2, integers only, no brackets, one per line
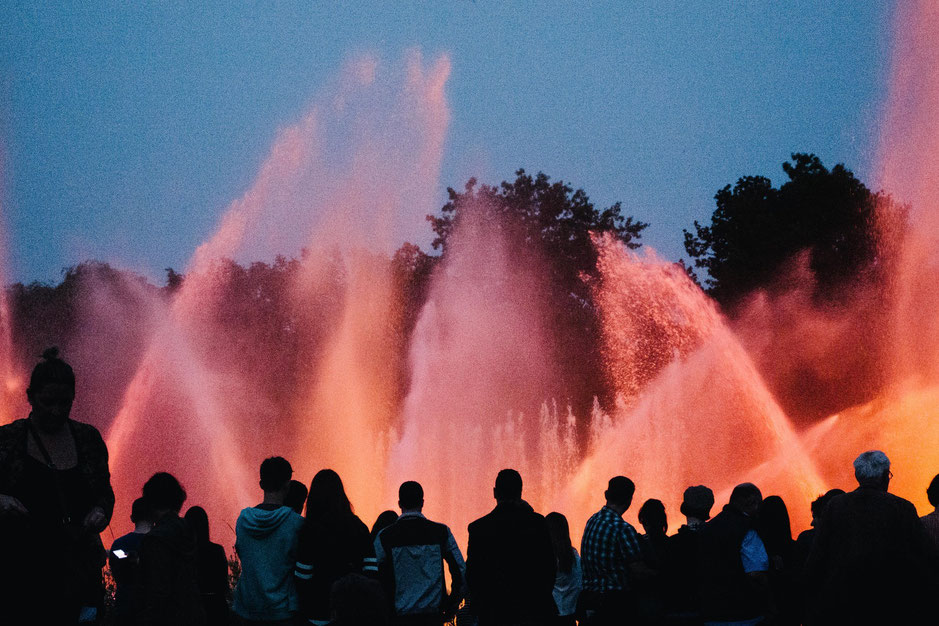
636,498,668,623
110,497,155,625
138,472,205,625
697,482,769,625
184,506,229,626
805,451,939,624
0,348,114,624
371,510,399,544
295,469,373,625
757,495,797,625
545,512,582,626
792,488,843,625
666,485,714,623
286,479,309,516
374,481,466,625
921,473,939,549
233,456,305,624
328,573,390,626
580,476,646,625
466,468,557,625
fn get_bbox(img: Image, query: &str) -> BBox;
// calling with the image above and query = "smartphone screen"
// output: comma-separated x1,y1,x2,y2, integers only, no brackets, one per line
112,549,127,559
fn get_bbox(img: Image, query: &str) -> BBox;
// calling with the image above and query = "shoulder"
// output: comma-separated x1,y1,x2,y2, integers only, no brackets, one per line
0,418,28,443
69,419,105,441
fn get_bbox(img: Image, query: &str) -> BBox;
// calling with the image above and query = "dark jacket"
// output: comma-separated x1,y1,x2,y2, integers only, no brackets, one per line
465,501,557,624
138,513,206,626
805,487,939,624
296,512,373,621
697,505,765,621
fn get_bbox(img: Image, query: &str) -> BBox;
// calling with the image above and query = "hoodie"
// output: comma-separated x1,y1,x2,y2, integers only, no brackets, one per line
233,505,305,620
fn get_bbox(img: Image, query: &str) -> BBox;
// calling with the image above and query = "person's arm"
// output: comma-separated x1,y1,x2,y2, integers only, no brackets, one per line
621,524,656,579
443,526,467,613
81,425,114,531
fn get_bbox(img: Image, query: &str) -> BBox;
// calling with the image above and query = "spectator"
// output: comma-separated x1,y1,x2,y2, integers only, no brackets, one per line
580,476,647,625
697,483,769,625
0,348,114,624
757,496,797,625
545,512,582,626
138,472,205,625
666,485,714,623
805,451,939,624
328,573,390,626
110,497,155,625
233,456,305,625
636,498,668,623
374,481,466,625
466,468,557,625
286,480,309,516
370,510,399,544
921,473,939,549
184,506,230,626
295,469,373,626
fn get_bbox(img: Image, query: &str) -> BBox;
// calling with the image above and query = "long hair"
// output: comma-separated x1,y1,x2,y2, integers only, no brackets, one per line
757,495,793,558
545,511,575,574
305,469,353,521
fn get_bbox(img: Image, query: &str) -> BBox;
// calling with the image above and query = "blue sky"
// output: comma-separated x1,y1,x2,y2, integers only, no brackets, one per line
1,1,891,283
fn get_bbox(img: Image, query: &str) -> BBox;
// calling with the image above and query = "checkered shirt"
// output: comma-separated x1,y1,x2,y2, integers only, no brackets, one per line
580,505,642,593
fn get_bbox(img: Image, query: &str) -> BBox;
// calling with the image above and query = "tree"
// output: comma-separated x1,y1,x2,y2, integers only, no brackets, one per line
684,153,896,306
426,169,649,411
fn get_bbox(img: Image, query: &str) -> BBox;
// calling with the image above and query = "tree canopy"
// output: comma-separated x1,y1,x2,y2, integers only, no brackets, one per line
684,153,896,306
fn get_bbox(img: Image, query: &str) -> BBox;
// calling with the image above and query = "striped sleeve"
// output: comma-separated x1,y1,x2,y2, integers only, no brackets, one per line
294,561,313,580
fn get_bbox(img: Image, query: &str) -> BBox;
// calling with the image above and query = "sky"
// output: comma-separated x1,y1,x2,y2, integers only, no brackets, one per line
0,1,892,284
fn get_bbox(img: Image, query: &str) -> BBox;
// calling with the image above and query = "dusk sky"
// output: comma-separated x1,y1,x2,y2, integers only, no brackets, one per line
1,1,892,284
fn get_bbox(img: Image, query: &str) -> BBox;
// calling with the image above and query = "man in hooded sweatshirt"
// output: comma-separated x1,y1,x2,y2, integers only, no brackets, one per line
234,456,306,625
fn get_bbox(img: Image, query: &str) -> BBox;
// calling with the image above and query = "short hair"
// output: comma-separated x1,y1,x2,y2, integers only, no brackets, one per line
130,497,153,525
259,456,293,492
285,480,308,514
927,474,939,508
27,347,75,396
810,488,845,519
605,476,635,505
854,450,890,482
494,469,523,500
143,472,187,512
638,498,667,534
398,481,424,509
680,485,715,520
729,483,762,510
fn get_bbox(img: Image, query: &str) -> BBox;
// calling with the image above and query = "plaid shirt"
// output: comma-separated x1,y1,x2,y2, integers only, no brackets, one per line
581,505,641,593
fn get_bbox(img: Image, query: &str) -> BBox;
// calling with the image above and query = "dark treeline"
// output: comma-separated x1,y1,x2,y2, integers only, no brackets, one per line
6,155,902,423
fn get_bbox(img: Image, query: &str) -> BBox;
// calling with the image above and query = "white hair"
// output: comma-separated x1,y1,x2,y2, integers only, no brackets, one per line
853,450,890,481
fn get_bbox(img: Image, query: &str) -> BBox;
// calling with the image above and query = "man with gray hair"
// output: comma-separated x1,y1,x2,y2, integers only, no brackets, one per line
805,450,939,624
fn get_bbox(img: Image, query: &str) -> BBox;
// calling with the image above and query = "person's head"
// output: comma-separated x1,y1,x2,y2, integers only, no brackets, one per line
728,482,762,517
604,476,635,513
638,499,667,537
184,506,210,545
757,495,792,554
810,488,845,527
142,472,187,516
329,573,389,625
306,469,352,520
285,479,308,515
26,347,76,431
545,512,575,574
494,469,523,503
398,481,424,513
259,456,293,498
853,450,890,490
370,510,399,542
928,474,939,510
130,496,154,529
680,485,715,522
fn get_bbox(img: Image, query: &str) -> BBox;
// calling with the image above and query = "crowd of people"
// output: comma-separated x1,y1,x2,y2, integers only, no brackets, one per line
2,351,939,626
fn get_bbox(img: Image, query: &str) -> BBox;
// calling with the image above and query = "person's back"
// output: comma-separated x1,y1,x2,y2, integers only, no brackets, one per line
110,497,154,625
375,481,465,625
233,456,304,623
806,451,939,624
466,469,556,625
137,473,205,626
807,485,937,622
696,483,769,624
